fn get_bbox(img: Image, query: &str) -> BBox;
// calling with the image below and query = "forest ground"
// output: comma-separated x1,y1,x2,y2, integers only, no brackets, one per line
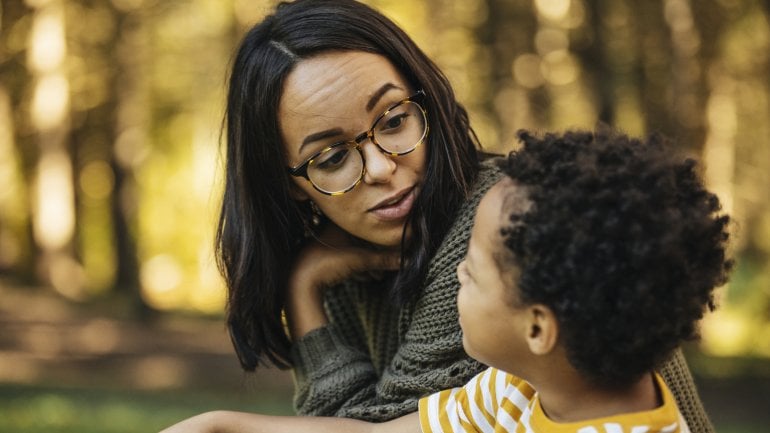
0,279,767,433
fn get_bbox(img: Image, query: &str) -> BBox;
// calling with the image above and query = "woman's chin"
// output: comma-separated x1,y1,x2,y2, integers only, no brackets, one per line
356,222,411,250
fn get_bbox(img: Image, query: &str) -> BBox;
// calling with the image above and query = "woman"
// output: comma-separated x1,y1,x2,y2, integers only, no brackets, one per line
219,0,714,430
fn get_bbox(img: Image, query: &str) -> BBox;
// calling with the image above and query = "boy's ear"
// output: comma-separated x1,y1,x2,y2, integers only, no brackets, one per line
524,305,558,355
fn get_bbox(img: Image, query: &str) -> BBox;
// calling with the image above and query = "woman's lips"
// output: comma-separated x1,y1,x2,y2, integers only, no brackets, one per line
369,187,416,221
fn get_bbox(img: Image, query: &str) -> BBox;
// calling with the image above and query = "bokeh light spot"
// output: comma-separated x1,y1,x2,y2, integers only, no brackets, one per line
80,160,115,200
512,54,545,89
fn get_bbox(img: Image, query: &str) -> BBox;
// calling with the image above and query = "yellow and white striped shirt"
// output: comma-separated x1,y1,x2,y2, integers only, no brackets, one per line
418,367,690,433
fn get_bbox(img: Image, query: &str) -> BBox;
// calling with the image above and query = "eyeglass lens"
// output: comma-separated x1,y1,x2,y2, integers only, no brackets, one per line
307,100,426,194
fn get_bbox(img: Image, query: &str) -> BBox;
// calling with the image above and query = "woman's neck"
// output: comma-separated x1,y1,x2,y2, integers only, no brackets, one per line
535,370,660,423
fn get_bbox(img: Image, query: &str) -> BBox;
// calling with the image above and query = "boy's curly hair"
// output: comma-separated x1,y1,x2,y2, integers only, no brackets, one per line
497,128,732,388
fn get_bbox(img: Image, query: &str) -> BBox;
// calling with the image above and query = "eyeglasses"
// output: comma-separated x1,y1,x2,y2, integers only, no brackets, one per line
288,90,428,196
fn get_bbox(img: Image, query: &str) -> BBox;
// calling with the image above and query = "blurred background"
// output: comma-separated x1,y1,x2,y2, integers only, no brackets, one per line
1,0,769,431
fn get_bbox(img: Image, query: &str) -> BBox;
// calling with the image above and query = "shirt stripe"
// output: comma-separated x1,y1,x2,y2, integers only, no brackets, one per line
419,368,687,433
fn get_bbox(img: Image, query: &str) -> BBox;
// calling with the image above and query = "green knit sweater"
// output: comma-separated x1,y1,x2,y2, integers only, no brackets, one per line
289,159,714,432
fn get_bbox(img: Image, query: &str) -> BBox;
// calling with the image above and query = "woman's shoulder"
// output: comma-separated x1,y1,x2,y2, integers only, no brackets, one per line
444,155,506,235
479,153,504,175
465,155,506,213
422,156,505,276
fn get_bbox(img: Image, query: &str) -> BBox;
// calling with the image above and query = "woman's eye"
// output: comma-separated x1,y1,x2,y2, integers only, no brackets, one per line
378,112,409,133
315,147,349,170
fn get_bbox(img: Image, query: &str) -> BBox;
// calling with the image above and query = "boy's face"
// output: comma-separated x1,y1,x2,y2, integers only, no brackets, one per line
456,178,532,373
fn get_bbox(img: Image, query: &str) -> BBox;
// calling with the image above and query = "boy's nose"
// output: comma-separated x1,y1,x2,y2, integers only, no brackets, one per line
361,141,396,184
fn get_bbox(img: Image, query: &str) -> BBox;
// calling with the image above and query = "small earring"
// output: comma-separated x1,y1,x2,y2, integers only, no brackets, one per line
309,201,323,227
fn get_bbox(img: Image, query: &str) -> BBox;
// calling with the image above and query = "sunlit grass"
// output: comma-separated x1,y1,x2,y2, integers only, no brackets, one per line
0,384,293,433
0,382,765,433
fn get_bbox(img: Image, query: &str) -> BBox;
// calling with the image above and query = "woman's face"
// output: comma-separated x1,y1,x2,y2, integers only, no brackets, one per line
279,51,427,248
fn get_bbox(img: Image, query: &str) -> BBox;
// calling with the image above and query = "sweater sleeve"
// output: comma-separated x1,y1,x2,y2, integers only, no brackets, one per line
659,348,715,433
290,323,378,414
290,282,378,417
290,259,484,422
335,229,488,421
290,160,503,421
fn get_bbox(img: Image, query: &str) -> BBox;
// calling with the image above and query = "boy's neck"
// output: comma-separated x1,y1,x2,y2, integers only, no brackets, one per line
534,370,660,423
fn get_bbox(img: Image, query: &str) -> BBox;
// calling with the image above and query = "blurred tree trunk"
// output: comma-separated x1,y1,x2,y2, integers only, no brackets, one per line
476,0,541,143
110,6,148,316
0,0,37,281
67,0,148,314
690,0,731,154
632,1,673,137
663,0,707,153
626,0,708,153
576,0,620,125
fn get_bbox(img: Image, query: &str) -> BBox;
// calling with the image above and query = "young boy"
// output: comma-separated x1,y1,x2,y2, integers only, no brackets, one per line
161,129,731,433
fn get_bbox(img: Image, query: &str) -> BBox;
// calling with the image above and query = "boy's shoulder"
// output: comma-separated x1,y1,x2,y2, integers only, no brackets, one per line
528,373,688,433
419,370,689,433
418,367,536,433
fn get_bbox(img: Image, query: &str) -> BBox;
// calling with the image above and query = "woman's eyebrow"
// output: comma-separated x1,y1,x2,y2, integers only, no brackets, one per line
298,83,404,154
366,83,403,112
299,127,345,154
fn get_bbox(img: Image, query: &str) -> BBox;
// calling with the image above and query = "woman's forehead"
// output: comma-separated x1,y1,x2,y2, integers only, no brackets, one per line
278,51,409,157
280,51,405,113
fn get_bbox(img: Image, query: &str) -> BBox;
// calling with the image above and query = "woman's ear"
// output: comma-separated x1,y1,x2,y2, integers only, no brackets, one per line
524,305,558,355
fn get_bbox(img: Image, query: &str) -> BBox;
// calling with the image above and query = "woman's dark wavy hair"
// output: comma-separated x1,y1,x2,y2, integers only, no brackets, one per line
497,128,732,388
219,0,480,370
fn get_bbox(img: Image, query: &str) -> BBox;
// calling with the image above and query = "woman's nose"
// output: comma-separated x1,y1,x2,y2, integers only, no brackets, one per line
361,141,397,184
